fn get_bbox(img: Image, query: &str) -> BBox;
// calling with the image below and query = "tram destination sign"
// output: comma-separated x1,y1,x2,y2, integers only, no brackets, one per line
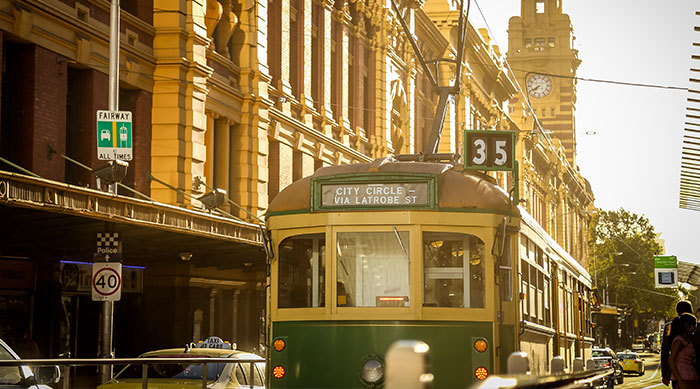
321,182,429,207
311,174,438,211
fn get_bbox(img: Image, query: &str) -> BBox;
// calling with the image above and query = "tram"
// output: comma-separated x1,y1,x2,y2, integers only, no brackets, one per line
263,155,593,387
264,157,521,388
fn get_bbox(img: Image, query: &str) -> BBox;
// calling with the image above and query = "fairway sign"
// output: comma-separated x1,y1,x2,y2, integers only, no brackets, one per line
97,110,132,161
92,262,122,301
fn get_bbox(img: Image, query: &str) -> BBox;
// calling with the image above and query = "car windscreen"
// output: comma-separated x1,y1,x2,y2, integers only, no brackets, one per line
0,344,23,385
115,356,227,380
592,350,611,358
618,354,636,360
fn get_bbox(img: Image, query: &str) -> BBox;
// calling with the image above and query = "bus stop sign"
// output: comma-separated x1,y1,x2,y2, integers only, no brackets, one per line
97,110,132,161
654,255,678,288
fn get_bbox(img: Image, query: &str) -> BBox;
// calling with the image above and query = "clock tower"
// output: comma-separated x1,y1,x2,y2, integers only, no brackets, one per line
507,0,581,164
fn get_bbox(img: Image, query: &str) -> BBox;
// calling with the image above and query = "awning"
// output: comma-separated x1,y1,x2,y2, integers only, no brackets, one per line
679,260,700,287
679,12,700,211
0,171,266,270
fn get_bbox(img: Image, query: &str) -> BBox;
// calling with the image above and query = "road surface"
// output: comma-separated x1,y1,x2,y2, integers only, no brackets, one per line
618,352,664,389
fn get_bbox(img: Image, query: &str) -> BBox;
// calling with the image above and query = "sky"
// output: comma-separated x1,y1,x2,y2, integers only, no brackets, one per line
470,0,699,263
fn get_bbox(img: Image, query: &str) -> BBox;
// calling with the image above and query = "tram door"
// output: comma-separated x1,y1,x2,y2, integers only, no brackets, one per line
497,233,517,373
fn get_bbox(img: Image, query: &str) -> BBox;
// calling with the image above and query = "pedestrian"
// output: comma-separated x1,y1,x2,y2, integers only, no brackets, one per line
692,308,700,378
669,313,700,389
663,301,694,386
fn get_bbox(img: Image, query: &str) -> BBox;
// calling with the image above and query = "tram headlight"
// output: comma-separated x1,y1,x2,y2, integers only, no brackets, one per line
475,366,489,380
360,358,384,384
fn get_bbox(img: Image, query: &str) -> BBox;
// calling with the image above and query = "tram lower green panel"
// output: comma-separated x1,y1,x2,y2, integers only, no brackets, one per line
269,320,493,388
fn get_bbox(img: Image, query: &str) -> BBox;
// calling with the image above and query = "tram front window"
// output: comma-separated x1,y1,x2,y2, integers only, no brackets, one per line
336,231,410,307
423,232,485,308
278,234,325,308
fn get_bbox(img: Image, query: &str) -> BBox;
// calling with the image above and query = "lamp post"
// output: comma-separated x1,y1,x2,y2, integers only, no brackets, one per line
614,271,637,348
605,266,632,305
600,257,627,304
594,250,623,290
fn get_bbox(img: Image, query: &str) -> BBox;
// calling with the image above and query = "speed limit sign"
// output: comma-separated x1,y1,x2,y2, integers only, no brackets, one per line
92,262,122,301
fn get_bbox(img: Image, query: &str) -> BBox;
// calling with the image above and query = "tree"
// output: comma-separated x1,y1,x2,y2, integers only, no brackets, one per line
590,208,678,337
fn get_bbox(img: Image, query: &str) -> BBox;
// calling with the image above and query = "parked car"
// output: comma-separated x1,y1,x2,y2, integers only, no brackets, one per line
97,336,265,389
592,347,623,385
0,338,60,388
617,351,645,376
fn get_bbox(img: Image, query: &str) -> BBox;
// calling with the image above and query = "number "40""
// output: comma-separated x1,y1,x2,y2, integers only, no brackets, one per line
96,273,119,289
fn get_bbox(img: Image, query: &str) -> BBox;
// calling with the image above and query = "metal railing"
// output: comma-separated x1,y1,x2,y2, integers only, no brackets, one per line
469,368,615,389
0,357,263,389
384,341,616,389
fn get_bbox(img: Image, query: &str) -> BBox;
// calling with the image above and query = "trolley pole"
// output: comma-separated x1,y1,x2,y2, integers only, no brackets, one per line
99,0,120,383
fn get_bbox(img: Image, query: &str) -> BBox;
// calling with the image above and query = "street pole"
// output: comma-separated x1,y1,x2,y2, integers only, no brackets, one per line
109,0,120,113
100,0,119,383
593,242,597,287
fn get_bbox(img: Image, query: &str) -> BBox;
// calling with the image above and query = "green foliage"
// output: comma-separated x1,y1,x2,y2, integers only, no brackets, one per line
590,208,678,321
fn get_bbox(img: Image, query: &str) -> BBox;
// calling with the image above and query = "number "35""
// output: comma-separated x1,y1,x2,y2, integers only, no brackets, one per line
471,138,509,166
465,131,514,170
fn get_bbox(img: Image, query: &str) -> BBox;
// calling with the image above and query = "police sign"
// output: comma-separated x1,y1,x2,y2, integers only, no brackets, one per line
95,232,122,262
97,110,132,161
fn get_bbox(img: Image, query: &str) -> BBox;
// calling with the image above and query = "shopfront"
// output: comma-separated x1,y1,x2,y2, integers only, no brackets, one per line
0,258,36,355
0,172,267,366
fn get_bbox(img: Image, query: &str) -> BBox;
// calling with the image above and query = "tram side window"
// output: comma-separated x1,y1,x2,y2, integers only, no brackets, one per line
278,234,326,308
423,232,485,308
336,231,410,307
499,235,513,302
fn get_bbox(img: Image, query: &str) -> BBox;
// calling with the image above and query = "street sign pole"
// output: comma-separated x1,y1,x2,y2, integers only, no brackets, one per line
99,0,120,383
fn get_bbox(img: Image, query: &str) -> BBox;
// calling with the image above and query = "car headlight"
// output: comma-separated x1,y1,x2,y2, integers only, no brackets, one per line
360,357,384,385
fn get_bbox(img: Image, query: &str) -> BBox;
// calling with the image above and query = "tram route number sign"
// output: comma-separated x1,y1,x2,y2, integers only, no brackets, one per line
92,262,122,301
464,130,516,171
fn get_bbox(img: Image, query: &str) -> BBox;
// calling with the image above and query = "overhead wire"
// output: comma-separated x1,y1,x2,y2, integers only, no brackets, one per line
471,0,550,140
148,172,246,222
147,6,687,92
60,154,155,201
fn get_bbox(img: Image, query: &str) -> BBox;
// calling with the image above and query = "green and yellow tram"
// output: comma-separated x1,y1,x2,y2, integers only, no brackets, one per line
265,158,522,388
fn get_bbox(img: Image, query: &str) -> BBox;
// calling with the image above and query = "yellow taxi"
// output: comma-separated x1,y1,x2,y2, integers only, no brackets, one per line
97,337,265,388
617,351,645,376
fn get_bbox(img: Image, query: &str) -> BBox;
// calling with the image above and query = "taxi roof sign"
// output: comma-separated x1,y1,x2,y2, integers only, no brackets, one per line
195,336,234,350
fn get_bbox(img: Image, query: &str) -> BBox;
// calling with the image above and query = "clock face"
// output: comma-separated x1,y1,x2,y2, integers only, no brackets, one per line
527,74,553,98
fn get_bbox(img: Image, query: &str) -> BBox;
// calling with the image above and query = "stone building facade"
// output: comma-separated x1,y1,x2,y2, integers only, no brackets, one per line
0,0,594,377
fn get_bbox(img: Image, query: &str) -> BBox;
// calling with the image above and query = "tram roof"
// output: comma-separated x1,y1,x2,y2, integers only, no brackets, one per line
268,158,519,216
